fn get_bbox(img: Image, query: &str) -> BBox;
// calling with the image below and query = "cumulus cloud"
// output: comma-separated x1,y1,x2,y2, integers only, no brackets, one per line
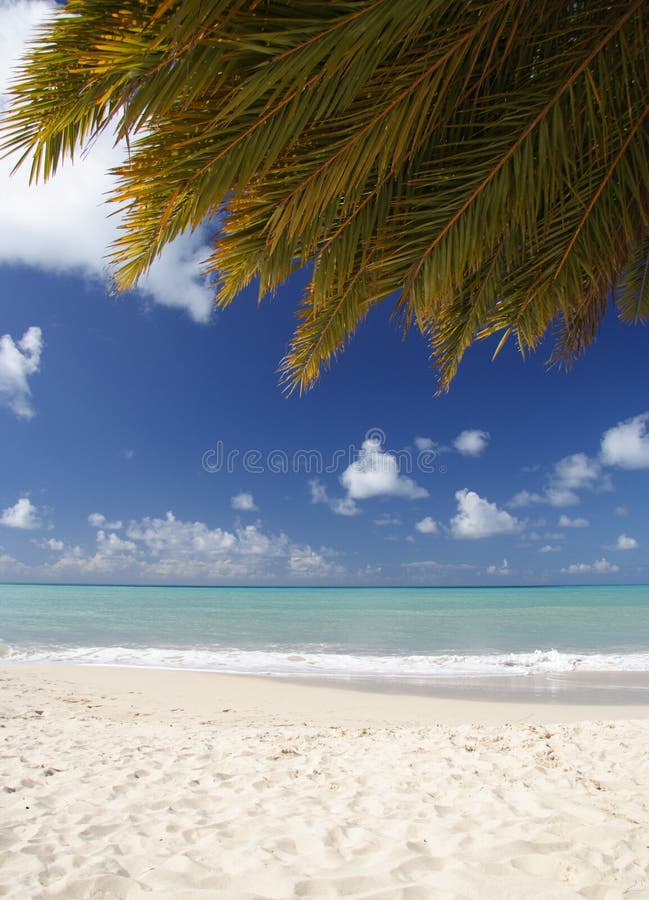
546,453,607,505
88,513,123,530
450,489,519,539
0,326,42,418
556,453,603,488
96,530,136,556
125,511,240,557
309,479,359,516
613,534,638,551
312,436,427,515
288,547,341,578
0,1,214,322
45,509,342,582
509,452,608,508
0,496,41,529
600,413,649,470
230,492,257,512
414,516,439,535
454,429,490,457
413,436,447,458
539,545,560,553
558,515,589,528
508,490,545,508
341,438,428,501
37,537,64,551
562,558,620,575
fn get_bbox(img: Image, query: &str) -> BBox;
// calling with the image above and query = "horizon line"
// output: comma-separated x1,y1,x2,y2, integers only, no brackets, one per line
1,580,646,591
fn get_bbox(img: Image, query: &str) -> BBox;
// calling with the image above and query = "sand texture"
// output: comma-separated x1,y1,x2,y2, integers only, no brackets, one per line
2,665,649,899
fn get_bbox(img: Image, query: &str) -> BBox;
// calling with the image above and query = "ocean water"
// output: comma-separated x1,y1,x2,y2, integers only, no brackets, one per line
1,582,649,680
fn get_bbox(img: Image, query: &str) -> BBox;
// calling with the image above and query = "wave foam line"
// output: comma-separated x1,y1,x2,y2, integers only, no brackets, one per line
3,644,649,677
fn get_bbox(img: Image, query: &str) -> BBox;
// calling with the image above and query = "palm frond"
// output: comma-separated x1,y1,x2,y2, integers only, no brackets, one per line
617,238,649,324
1,0,648,389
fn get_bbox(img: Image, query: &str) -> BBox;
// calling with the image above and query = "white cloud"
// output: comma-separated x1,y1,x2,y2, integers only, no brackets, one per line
341,438,428,501
135,231,215,322
450,489,519,539
454,429,490,457
613,534,638,551
288,547,341,578
553,453,603,493
125,511,240,557
88,513,123,530
401,560,477,571
309,479,359,516
329,496,359,516
96,530,136,556
231,492,257,512
35,537,64,551
0,496,41,529
0,1,214,322
526,530,564,541
415,516,439,535
487,558,510,575
558,515,589,528
312,436,427,516
413,436,447,456
0,2,50,100
539,545,560,553
614,505,629,517
509,452,608,508
561,562,590,574
0,326,42,418
546,487,582,507
0,552,26,573
309,480,328,504
45,509,342,582
508,490,545,508
600,413,649,470
562,558,620,575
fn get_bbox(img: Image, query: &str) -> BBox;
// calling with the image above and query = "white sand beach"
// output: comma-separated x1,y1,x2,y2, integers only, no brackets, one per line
2,664,649,898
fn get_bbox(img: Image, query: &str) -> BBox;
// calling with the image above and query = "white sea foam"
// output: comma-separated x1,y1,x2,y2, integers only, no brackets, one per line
4,644,649,678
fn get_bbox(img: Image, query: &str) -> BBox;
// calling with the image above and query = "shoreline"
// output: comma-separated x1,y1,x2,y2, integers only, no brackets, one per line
4,662,649,724
289,668,649,706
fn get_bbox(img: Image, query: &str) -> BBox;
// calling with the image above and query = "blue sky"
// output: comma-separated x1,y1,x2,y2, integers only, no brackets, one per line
0,0,648,586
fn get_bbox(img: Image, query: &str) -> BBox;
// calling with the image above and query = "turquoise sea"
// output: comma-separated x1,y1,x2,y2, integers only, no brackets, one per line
1,582,649,679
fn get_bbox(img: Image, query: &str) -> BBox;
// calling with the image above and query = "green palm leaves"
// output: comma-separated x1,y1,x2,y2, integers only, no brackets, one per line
3,0,648,390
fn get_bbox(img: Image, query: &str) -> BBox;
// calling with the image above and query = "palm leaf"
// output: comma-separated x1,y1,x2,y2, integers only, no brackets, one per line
1,0,647,389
